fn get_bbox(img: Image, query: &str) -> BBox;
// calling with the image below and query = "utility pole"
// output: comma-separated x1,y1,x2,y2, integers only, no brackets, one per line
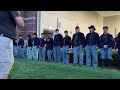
77,23,78,26
57,18,58,29
115,28,117,37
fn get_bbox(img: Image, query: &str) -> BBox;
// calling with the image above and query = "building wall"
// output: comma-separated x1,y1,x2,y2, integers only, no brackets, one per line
40,11,103,37
103,15,120,38
17,11,120,39
17,11,37,39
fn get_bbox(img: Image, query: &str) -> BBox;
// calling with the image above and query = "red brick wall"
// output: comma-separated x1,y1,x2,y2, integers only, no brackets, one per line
16,11,37,39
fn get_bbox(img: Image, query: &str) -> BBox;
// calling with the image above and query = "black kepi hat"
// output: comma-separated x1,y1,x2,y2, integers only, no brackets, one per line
103,26,108,29
55,29,59,31
75,26,80,29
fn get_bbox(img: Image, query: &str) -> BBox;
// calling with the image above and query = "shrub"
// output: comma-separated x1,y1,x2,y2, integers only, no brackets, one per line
68,49,118,66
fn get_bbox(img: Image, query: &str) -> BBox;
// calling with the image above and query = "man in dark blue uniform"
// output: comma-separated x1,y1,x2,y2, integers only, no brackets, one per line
85,25,99,68
99,26,114,69
116,32,120,70
26,35,32,59
39,33,46,61
46,33,53,62
13,39,18,57
53,29,63,63
18,35,24,58
62,31,71,64
32,33,39,60
72,26,85,66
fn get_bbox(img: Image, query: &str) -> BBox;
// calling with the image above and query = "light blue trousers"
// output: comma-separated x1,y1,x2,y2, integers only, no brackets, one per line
47,49,52,62
39,47,45,61
13,45,18,56
100,48,112,60
62,46,69,64
32,46,38,60
18,46,24,58
27,46,32,59
86,45,98,68
73,45,83,66
53,46,61,63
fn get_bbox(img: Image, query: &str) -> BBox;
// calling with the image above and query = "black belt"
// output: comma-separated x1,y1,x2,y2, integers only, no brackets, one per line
63,45,68,46
0,33,13,40
0,34,8,38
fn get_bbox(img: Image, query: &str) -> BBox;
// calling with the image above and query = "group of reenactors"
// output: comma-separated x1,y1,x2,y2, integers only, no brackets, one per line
13,25,120,70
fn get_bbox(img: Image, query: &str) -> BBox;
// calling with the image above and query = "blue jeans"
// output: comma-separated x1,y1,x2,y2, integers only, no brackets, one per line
13,45,18,56
39,47,45,61
18,46,24,58
53,46,61,63
73,45,83,66
32,46,38,60
100,48,112,60
86,45,98,67
47,49,52,62
62,46,69,64
27,47,32,59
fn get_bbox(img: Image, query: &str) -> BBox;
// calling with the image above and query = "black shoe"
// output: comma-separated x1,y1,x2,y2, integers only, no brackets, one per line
101,59,105,69
118,61,120,70
118,68,120,71
73,64,77,66
108,59,112,69
79,65,83,67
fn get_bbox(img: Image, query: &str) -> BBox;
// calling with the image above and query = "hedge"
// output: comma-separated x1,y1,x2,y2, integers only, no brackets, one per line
68,49,118,66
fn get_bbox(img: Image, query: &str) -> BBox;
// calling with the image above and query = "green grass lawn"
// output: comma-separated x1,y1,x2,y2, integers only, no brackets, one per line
9,58,120,79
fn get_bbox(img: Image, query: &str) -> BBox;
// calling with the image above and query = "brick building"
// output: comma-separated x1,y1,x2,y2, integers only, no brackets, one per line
17,11,37,39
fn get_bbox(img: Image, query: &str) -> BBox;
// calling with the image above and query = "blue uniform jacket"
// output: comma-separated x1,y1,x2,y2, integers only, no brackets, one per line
39,38,46,47
28,38,33,47
99,33,114,48
53,34,63,47
85,32,99,46
46,38,53,50
62,35,71,48
32,37,39,46
72,32,85,48
18,38,24,47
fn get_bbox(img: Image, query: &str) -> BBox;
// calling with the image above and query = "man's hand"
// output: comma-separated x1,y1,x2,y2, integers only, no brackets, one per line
44,38,46,41
103,45,108,49
67,48,73,54
15,16,25,28
82,47,85,51
39,46,41,48
116,49,118,52
96,46,98,50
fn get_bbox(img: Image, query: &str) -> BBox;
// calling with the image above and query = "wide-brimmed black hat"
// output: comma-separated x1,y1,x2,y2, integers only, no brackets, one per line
88,25,96,30
75,26,80,29
103,26,108,29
